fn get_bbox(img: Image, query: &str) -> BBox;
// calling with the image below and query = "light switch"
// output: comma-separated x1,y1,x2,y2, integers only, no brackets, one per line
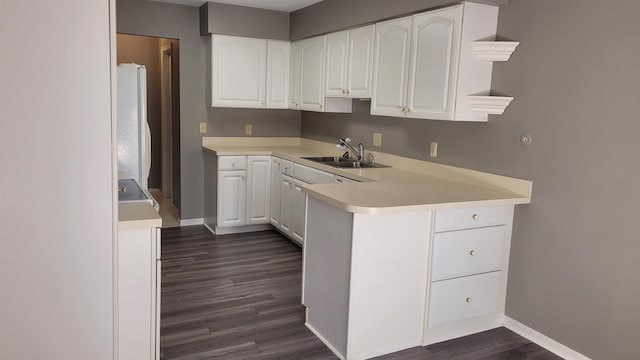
373,132,382,147
245,124,253,135
430,142,438,157
199,122,206,134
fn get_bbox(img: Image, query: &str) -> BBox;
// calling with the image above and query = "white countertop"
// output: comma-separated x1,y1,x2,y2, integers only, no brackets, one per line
202,137,532,215
118,202,162,229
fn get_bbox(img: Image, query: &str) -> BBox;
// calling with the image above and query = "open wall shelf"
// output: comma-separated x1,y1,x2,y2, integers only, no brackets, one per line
472,41,520,62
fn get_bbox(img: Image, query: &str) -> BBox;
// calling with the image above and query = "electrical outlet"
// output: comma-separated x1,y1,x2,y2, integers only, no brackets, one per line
245,124,253,135
430,142,438,157
373,132,382,147
199,122,206,134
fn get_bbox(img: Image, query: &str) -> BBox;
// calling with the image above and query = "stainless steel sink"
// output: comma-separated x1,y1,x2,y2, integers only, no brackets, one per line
302,156,389,168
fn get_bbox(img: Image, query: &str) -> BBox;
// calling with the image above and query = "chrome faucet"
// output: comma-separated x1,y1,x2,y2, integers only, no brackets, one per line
337,137,364,161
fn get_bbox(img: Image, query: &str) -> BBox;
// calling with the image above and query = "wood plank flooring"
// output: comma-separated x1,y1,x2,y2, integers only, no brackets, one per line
160,226,562,360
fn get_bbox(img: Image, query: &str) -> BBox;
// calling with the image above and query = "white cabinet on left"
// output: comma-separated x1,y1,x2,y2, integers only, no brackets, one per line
205,154,272,235
117,203,162,360
210,35,290,109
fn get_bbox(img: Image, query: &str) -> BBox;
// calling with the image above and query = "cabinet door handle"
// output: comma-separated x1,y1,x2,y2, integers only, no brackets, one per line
465,297,473,304
346,89,350,95
469,250,476,256
472,213,479,220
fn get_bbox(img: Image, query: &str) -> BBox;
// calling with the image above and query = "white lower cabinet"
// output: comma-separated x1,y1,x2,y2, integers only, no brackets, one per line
206,155,271,234
279,174,294,236
218,169,246,227
117,225,161,360
246,156,271,224
270,157,335,246
269,158,282,226
423,205,514,345
291,179,308,245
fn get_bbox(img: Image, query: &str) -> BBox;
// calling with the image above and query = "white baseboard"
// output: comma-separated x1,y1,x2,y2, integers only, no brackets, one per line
203,223,215,235
503,316,591,360
180,218,204,227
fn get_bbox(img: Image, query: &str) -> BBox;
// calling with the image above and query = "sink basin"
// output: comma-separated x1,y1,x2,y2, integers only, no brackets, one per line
302,156,389,168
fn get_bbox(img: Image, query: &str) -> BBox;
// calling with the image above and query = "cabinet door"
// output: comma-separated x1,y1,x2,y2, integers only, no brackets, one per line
289,42,301,109
211,35,267,108
266,40,290,109
291,179,307,246
407,6,462,120
218,170,246,228
370,17,412,117
325,30,349,97
299,36,327,112
246,156,271,225
347,25,375,98
280,175,293,235
269,158,282,226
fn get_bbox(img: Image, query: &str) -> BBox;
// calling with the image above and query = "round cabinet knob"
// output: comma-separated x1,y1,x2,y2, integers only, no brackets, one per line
231,162,235,167
465,297,473,304
346,89,350,94
469,250,476,256
472,213,479,220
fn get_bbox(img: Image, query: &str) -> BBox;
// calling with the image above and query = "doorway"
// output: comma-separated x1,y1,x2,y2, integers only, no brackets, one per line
117,33,181,227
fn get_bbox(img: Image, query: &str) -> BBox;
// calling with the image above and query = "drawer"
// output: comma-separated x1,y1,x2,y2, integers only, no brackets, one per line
218,156,246,170
427,271,501,328
431,226,505,281
435,205,507,232
281,159,294,176
293,163,335,184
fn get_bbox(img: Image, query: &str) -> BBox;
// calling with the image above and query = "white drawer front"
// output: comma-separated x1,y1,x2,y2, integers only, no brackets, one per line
218,156,247,170
281,159,294,176
431,226,505,281
435,206,507,232
293,163,335,184
428,271,501,328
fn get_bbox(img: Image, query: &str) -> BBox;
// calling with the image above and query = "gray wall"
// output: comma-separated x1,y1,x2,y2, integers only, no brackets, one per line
200,1,290,40
290,0,508,40
1,0,114,358
116,0,301,220
117,34,163,189
296,0,640,358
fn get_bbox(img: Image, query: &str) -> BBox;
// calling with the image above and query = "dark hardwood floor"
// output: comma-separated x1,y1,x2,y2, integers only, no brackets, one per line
160,226,562,360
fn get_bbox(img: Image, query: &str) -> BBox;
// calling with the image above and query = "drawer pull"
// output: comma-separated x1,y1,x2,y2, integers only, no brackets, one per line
472,213,479,220
465,297,473,304
469,250,476,256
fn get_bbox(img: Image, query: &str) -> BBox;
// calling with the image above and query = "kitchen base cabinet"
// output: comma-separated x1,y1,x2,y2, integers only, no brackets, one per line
204,153,272,235
303,197,431,360
422,205,514,345
272,159,335,247
117,218,161,360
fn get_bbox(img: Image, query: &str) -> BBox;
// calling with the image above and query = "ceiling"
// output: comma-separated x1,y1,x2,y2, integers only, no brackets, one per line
149,0,324,12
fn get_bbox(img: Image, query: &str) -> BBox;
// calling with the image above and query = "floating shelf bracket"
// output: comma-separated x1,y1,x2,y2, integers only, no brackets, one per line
471,41,520,61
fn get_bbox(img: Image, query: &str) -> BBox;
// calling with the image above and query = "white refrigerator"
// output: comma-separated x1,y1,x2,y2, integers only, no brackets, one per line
117,63,151,189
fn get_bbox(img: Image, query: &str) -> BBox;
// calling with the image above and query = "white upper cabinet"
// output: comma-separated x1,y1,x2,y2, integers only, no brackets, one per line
292,35,352,113
407,6,462,120
370,16,412,117
289,42,301,110
210,35,289,109
299,35,327,112
266,40,290,109
347,25,376,97
325,25,375,98
371,3,505,121
325,31,349,97
211,35,266,108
